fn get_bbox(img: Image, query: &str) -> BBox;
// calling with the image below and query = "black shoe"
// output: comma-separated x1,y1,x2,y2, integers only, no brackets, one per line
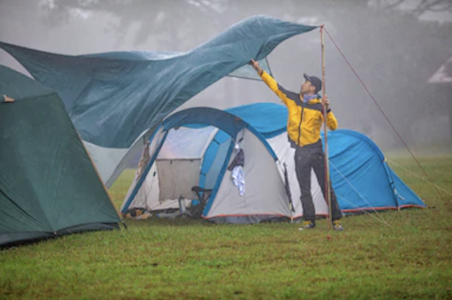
299,220,316,230
333,220,344,231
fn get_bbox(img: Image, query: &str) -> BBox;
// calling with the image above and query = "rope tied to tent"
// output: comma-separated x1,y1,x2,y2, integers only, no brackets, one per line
330,162,392,227
387,158,452,197
323,27,448,206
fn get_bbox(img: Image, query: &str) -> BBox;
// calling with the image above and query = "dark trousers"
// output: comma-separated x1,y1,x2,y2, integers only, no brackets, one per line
294,147,342,222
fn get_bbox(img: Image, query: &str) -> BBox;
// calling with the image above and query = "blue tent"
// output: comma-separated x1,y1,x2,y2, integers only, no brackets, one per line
122,103,426,223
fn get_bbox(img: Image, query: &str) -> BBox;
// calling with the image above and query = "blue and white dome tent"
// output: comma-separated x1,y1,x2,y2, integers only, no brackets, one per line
121,103,426,223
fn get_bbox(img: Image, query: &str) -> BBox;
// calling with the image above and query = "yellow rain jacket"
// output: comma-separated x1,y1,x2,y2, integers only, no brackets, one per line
260,71,338,147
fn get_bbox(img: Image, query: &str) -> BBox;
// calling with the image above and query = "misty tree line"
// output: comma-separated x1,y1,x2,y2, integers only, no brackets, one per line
40,0,452,146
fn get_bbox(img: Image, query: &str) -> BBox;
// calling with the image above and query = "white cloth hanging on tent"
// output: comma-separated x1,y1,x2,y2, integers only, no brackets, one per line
232,166,245,196
230,143,245,196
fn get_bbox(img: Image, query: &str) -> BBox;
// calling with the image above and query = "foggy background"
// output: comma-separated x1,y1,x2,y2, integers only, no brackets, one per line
1,0,451,154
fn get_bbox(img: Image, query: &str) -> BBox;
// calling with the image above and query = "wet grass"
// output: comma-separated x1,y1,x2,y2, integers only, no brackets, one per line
1,157,451,300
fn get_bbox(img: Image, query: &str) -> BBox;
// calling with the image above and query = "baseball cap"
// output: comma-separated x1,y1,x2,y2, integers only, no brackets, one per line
303,73,322,94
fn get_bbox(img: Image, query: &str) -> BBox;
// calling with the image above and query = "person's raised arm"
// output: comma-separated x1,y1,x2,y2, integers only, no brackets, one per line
250,59,295,106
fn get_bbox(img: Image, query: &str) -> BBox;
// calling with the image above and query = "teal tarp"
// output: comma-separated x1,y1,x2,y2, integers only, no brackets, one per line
0,16,316,149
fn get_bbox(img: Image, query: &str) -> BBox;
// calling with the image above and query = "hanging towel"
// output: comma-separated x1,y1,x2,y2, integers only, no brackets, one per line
229,144,245,196
232,166,245,196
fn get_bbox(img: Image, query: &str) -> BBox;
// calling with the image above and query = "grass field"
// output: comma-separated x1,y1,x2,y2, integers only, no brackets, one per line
1,156,451,300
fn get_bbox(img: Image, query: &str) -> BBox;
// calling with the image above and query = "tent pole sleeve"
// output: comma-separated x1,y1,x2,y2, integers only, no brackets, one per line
121,131,169,214
202,139,236,217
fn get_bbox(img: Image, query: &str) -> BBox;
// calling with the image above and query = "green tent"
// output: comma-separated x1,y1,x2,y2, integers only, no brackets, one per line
0,65,121,246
